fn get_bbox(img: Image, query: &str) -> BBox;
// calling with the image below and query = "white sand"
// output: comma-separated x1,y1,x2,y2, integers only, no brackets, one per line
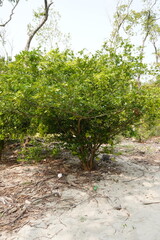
1,153,160,240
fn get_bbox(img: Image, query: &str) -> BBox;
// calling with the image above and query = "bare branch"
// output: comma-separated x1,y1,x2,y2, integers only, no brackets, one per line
0,28,13,60
150,0,158,10
111,0,133,46
0,0,20,27
25,0,53,51
152,39,159,64
140,9,156,55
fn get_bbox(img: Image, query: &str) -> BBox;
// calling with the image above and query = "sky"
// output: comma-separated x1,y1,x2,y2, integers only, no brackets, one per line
0,0,117,56
0,0,158,59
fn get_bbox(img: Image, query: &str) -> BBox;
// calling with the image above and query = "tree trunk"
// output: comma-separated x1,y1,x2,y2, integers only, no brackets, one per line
0,140,4,161
25,0,53,51
80,145,99,171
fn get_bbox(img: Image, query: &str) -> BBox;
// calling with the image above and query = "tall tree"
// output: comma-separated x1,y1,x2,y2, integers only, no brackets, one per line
110,0,160,87
110,0,160,64
25,0,53,51
27,6,70,52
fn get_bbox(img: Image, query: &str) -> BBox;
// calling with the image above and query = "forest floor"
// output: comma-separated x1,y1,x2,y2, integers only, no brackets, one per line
0,137,160,240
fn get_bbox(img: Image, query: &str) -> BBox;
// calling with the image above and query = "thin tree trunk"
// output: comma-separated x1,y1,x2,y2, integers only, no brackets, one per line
25,0,53,51
152,40,159,64
0,140,4,161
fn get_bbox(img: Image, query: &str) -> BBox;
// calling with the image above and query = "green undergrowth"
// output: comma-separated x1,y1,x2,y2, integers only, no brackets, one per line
17,138,62,163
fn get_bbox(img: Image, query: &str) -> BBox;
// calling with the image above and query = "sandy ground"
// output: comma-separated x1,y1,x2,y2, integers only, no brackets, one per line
0,138,160,240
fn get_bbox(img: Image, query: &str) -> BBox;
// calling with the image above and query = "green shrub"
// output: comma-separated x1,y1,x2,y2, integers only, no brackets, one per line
1,44,158,170
33,44,148,170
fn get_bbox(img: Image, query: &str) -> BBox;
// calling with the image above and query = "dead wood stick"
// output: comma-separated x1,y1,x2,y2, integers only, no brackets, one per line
143,201,160,205
122,171,144,183
31,192,61,204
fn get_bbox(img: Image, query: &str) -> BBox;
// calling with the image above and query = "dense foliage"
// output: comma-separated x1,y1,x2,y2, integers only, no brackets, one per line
0,43,159,169
134,77,160,141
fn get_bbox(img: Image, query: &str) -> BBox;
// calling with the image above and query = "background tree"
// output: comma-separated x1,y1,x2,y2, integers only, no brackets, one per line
25,0,53,51
27,6,71,52
0,0,20,58
110,0,160,65
0,0,70,55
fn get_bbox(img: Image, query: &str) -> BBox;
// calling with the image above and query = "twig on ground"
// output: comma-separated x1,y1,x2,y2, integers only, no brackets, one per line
52,229,63,238
34,176,57,187
122,170,144,183
0,192,61,227
59,218,67,227
31,192,61,205
143,201,160,205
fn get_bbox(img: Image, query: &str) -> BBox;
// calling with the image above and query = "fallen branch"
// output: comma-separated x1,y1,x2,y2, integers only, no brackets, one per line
34,176,57,187
122,171,144,183
52,229,63,238
31,192,61,205
143,201,160,205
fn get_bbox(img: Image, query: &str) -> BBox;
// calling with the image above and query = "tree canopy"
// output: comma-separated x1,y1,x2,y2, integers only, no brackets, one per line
0,0,160,170
1,42,159,169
